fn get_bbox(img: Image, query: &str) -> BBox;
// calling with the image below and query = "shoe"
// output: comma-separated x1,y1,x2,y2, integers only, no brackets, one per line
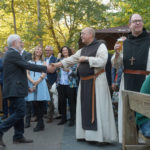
68,121,75,127
13,137,33,144
33,122,45,132
33,125,44,132
24,123,30,128
47,118,53,123
54,115,62,119
57,120,67,125
0,135,6,147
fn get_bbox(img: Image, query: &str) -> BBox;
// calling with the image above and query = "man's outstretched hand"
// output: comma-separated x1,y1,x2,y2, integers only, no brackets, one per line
51,62,63,68
47,65,56,73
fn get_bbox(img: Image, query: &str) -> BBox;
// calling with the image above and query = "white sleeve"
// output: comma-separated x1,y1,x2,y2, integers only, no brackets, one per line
88,43,108,68
61,49,81,68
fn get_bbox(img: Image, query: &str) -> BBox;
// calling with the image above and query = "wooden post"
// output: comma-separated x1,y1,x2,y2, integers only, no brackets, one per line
122,90,138,150
125,145,150,150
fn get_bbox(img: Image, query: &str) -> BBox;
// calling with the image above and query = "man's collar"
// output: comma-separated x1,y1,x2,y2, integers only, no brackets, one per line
10,47,20,53
48,55,52,59
20,49,24,56
128,28,148,39
86,38,97,46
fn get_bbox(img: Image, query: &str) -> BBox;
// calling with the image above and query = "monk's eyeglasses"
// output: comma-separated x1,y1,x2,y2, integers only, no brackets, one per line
131,19,143,24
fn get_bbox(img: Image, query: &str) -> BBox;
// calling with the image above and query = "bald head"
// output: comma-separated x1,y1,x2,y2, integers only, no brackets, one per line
81,27,95,45
129,14,144,37
129,14,143,23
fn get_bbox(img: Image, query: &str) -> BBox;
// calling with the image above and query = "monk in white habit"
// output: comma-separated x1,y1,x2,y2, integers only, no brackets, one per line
53,27,117,143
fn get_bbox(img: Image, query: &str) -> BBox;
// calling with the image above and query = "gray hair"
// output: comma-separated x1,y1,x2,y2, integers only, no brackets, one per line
7,34,20,47
45,45,53,50
89,27,95,38
84,27,96,38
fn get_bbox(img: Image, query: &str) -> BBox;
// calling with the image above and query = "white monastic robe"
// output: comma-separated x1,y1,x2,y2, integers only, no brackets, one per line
61,43,118,143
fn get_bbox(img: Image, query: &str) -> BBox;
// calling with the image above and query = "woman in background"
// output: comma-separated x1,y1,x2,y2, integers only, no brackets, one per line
56,46,74,125
25,46,50,131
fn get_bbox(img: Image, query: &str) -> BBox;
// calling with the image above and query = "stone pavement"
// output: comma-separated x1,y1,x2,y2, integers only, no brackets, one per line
0,119,122,150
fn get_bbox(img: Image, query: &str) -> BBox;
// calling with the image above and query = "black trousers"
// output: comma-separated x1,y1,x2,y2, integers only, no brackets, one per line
68,87,77,122
57,84,77,122
33,101,45,124
57,85,69,121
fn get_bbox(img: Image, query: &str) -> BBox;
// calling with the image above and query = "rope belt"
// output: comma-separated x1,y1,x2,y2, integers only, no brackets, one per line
124,69,150,75
80,69,105,123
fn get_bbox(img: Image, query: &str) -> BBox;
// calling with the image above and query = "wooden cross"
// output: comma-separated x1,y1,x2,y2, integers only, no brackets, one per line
129,56,135,65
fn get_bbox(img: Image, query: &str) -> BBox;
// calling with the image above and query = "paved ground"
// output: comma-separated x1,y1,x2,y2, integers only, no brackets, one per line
0,119,122,150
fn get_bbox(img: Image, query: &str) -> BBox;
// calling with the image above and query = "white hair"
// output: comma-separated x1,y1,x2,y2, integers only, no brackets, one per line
7,34,20,47
45,45,53,50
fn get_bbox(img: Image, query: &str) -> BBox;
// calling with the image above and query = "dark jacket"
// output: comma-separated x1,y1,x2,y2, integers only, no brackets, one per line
0,58,3,84
22,50,32,61
46,55,57,86
3,48,47,99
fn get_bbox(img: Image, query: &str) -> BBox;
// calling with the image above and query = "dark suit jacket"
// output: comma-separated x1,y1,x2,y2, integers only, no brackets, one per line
0,58,3,84
46,55,57,86
3,48,47,99
22,50,32,61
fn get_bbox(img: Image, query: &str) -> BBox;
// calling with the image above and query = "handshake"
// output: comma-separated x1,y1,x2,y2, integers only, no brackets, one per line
46,62,63,73
46,56,88,73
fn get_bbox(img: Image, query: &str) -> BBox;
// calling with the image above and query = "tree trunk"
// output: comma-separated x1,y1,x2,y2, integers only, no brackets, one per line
37,0,43,48
11,0,17,33
45,0,61,51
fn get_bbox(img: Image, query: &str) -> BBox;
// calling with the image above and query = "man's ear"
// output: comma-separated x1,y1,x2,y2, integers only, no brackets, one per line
12,40,16,47
128,23,131,32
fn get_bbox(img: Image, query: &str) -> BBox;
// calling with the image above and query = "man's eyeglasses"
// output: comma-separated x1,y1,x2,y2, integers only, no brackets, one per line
131,20,143,24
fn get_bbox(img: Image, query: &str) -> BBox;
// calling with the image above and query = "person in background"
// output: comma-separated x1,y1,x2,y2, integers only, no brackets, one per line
70,48,75,54
111,37,126,92
56,46,73,125
136,75,150,138
20,41,32,61
111,67,123,91
105,51,112,97
0,50,9,120
4,46,8,52
25,46,50,131
67,63,78,126
45,45,57,123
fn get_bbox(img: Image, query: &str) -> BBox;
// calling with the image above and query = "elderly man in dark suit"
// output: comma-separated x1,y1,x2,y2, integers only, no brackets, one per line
0,34,55,148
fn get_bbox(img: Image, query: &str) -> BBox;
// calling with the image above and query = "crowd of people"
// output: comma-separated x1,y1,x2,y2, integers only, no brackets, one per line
0,13,150,148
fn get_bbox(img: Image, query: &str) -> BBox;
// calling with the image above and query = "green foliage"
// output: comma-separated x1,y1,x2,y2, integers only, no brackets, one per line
109,0,150,30
0,0,110,52
50,0,109,49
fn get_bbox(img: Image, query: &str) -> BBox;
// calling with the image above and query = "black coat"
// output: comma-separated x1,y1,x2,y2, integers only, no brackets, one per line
22,50,32,61
3,48,47,99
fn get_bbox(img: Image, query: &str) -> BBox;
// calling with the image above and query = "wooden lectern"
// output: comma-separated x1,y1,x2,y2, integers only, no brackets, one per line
122,90,150,150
